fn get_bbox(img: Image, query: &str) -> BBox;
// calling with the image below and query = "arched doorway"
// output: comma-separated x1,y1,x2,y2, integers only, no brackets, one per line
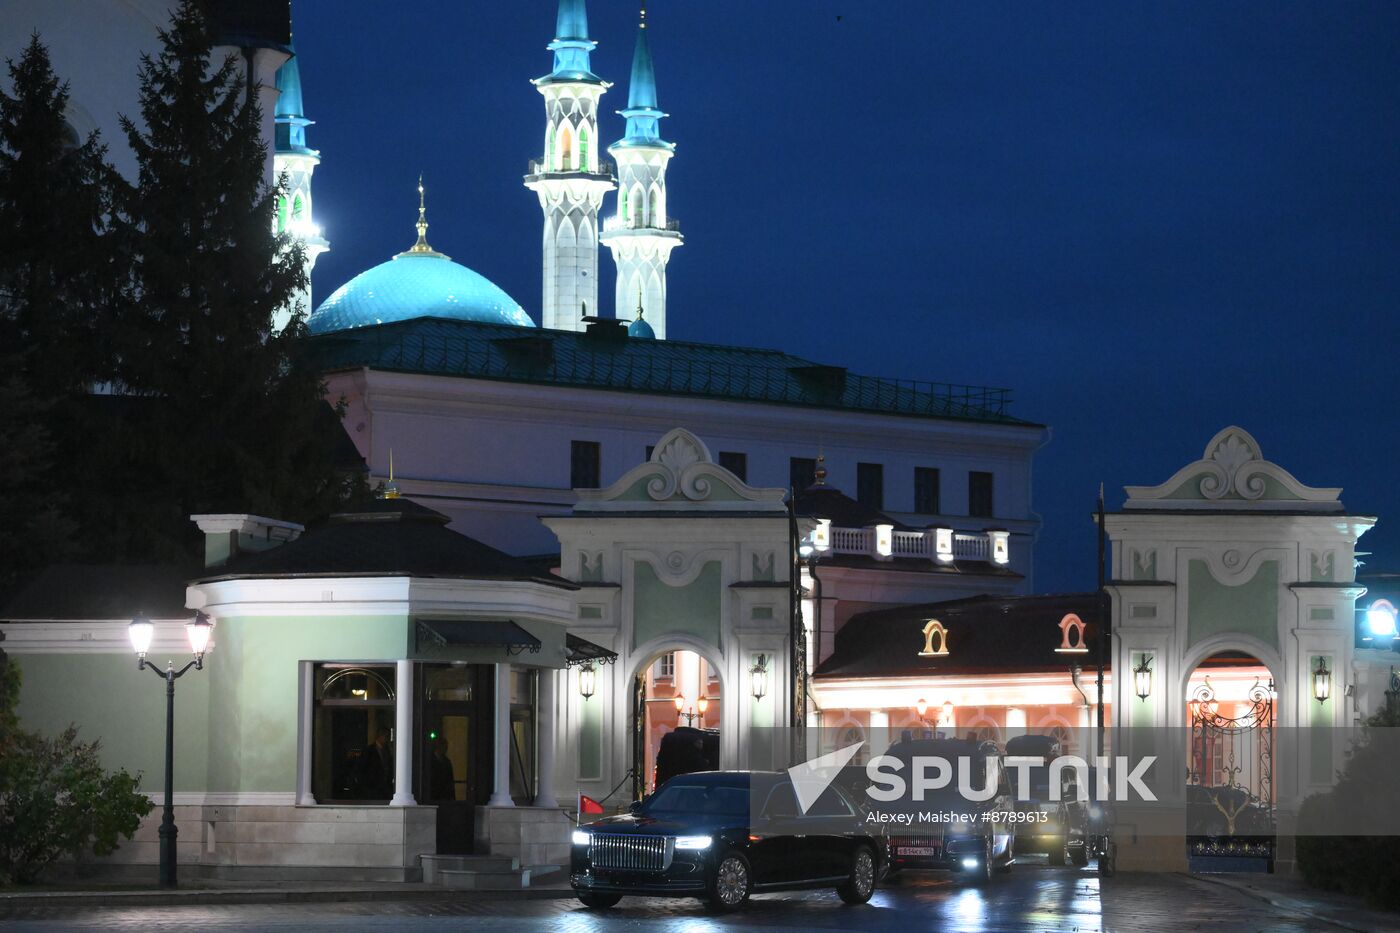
1185,651,1277,871
631,649,723,799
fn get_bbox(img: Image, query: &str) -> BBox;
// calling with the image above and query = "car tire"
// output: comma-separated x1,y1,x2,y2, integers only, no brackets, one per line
706,850,752,913
1069,846,1089,868
1049,846,1066,866
576,892,622,909
997,837,1014,874
837,844,878,905
967,838,994,886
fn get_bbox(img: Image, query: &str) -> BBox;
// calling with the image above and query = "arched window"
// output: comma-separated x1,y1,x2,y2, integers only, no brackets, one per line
631,185,644,227
647,187,660,226
619,188,629,224
578,125,589,171
546,130,555,171
292,193,305,221
560,125,574,171
276,195,288,234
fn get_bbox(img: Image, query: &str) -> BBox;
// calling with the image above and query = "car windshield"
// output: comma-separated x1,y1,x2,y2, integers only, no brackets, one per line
645,782,749,817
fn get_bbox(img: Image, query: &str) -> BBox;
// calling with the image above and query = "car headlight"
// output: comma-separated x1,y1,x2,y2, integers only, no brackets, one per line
674,835,712,850
571,830,591,846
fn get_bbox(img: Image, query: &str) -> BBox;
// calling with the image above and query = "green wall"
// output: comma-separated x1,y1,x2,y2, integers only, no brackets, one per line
632,561,722,651
1186,559,1279,653
15,653,211,794
207,614,408,794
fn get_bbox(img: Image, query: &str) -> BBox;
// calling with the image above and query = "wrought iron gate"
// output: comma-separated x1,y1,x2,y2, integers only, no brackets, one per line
1187,677,1276,871
630,670,646,801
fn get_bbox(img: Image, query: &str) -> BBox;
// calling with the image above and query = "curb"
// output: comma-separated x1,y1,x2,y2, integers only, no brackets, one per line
0,885,577,912
1182,872,1398,933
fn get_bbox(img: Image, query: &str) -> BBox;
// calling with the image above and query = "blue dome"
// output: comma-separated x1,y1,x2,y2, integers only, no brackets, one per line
308,253,534,334
628,316,656,339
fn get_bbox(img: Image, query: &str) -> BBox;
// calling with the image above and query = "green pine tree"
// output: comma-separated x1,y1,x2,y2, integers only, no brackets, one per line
112,0,353,557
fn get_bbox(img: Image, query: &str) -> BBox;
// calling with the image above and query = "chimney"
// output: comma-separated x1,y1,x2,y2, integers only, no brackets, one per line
191,514,305,569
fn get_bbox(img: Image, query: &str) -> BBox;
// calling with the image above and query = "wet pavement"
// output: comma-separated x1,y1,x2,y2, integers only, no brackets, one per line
0,864,1386,932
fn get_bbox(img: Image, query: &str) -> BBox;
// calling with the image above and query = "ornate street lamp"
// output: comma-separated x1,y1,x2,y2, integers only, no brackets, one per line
1134,654,1154,701
577,662,597,701
749,654,769,702
128,611,213,888
1313,657,1332,704
915,698,929,718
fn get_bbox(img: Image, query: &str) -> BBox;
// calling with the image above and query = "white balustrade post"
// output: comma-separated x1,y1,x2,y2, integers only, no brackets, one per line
390,659,417,806
488,662,515,807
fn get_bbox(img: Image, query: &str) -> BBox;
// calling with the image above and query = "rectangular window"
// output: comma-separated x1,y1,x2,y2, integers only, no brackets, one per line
914,467,941,515
718,451,748,482
857,462,884,511
790,457,816,491
969,471,995,518
571,440,601,489
311,664,398,803
655,653,675,679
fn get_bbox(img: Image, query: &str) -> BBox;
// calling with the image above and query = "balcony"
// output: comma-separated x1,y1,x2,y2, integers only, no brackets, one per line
810,522,1010,566
526,158,615,180
602,214,682,234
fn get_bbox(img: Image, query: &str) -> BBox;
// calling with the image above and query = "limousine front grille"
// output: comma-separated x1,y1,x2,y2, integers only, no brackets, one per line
588,834,673,872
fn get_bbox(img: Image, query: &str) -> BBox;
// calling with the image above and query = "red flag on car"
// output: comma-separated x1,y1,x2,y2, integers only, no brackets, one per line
578,792,604,815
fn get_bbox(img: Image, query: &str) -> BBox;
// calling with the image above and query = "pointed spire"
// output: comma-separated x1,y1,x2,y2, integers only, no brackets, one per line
396,175,449,259
274,42,314,153
619,1,669,146
541,0,603,85
627,284,656,339
814,453,828,487
382,449,401,499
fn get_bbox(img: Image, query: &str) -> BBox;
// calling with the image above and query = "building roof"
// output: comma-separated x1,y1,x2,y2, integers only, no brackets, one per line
794,484,903,529
195,496,575,587
308,316,1031,426
274,44,313,154
538,0,604,86
813,592,1105,679
2,564,196,621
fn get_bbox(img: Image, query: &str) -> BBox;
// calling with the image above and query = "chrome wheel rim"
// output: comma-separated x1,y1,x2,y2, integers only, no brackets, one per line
716,857,748,905
853,850,875,895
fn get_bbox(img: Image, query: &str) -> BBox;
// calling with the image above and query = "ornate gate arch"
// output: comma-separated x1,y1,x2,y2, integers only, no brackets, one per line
1187,671,1276,871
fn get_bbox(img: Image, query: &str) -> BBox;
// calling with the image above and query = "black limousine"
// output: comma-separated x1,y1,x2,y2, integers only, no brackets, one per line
570,770,882,912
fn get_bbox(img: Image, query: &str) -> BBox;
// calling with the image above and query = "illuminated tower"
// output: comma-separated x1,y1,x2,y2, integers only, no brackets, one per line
524,0,615,332
272,43,329,332
600,3,681,340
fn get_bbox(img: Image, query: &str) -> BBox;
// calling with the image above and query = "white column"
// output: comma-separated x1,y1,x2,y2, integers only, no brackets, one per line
296,662,315,805
390,659,416,806
869,710,889,759
535,669,559,808
488,662,515,807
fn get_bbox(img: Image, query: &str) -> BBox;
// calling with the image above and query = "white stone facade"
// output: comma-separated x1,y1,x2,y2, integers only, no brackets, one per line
601,145,681,338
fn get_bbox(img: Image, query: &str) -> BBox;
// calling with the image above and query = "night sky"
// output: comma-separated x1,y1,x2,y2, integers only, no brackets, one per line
292,1,1400,593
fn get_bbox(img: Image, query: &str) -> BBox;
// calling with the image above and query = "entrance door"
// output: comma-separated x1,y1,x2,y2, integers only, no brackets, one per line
417,664,493,855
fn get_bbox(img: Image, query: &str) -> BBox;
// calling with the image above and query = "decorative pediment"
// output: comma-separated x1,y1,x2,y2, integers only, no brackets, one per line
574,428,788,513
1123,427,1342,512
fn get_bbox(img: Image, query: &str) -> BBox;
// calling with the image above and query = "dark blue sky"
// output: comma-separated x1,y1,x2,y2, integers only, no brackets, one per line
293,1,1400,593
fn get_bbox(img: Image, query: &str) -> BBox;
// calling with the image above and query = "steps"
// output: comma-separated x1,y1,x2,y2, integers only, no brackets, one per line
421,854,534,891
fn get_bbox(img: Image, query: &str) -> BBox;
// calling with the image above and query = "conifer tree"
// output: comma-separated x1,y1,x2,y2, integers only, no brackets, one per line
113,0,353,557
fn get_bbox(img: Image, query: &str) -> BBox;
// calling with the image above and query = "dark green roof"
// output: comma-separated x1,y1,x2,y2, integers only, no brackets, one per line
307,317,1033,425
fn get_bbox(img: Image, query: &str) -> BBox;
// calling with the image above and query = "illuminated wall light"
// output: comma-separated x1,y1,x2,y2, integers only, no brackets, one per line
1133,654,1153,701
874,523,893,560
934,527,955,564
989,530,1010,566
1313,657,1332,704
1367,599,1398,639
812,519,831,552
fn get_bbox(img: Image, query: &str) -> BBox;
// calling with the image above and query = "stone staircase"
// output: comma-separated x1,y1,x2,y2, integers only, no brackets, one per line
421,853,560,890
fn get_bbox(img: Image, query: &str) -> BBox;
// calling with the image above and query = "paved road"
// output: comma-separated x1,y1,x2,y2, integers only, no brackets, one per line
0,865,1352,932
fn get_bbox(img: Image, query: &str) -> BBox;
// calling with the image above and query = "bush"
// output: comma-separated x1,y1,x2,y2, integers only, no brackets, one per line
0,652,154,885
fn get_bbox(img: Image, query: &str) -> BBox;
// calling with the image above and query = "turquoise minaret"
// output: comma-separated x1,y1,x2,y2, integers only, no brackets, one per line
272,43,329,332
601,2,681,340
525,0,616,332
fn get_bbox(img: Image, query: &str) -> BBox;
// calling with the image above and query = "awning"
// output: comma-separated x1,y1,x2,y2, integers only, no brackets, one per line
566,632,618,668
416,619,541,655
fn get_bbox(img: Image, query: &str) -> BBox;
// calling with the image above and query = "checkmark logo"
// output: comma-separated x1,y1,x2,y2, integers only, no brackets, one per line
788,741,865,814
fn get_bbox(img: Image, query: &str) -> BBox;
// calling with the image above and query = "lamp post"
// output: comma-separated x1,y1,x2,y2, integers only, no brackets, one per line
128,611,213,888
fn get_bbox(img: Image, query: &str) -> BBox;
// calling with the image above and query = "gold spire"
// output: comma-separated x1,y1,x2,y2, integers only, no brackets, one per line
635,285,646,320
814,452,827,486
382,449,401,499
640,0,647,29
397,174,448,258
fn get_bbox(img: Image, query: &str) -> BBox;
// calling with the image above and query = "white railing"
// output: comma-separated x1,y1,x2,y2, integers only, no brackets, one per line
811,523,1009,566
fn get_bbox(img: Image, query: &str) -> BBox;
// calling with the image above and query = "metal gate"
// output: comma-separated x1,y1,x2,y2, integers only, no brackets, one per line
630,670,646,802
1187,677,1275,871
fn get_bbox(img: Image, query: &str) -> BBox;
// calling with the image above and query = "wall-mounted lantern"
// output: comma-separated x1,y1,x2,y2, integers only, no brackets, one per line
750,654,769,701
578,662,597,701
1133,654,1153,701
941,700,955,726
1367,599,1398,639
1313,657,1332,704
915,697,929,718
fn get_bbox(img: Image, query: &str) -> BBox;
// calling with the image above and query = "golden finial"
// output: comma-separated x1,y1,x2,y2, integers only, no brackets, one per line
640,0,647,29
814,452,827,486
382,449,401,499
397,174,448,259
635,285,645,320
